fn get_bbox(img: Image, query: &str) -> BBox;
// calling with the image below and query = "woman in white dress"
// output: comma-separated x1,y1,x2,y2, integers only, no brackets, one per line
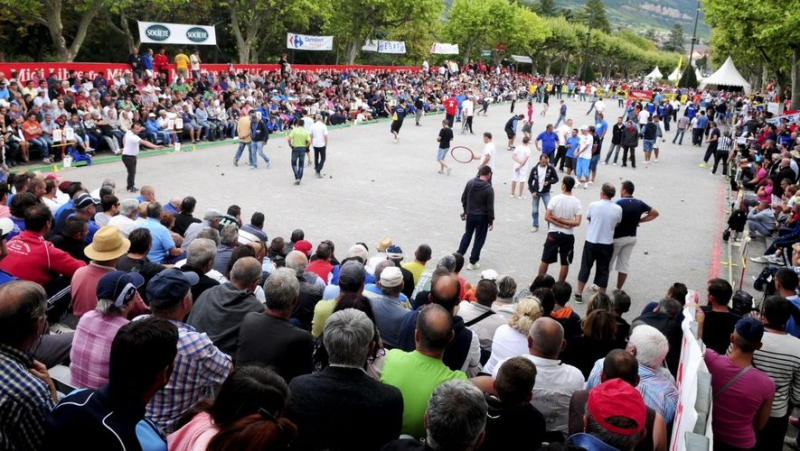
510,136,531,199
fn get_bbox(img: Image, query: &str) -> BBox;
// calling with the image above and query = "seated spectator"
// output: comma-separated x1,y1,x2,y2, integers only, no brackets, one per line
108,198,139,238
142,269,232,432
613,289,632,341
587,325,679,426
382,380,487,451
397,270,482,376
289,309,403,450
698,278,740,355
48,215,90,263
8,192,38,241
187,257,264,356
179,238,220,301
632,297,683,376
774,269,800,337
167,366,298,451
70,271,145,389
480,356,546,450
285,250,324,331
492,275,517,320
236,267,313,382
0,204,85,293
490,317,584,442
45,317,179,449
137,202,183,264
569,349,667,451
380,304,469,439
386,245,416,299
550,280,582,338
307,241,334,283
115,228,165,304
182,208,221,249
212,224,238,273
561,309,625,378
94,195,118,227
0,281,58,451
705,317,774,451
484,297,543,375
173,196,200,237
237,211,267,245
458,279,506,355
402,244,432,285
368,265,410,349
311,259,366,338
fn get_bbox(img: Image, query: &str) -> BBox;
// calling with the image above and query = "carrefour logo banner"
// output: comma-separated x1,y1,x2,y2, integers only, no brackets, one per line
287,33,334,51
138,22,217,45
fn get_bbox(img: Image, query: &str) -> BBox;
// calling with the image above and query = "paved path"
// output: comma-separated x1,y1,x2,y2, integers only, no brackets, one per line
51,97,726,317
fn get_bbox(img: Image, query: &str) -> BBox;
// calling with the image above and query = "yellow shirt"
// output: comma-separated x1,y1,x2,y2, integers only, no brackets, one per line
288,127,310,148
402,261,427,285
174,53,190,70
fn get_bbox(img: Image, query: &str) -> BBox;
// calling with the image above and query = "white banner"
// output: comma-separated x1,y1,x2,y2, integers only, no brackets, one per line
287,33,333,51
138,21,217,46
362,40,378,52
378,40,406,54
430,43,459,55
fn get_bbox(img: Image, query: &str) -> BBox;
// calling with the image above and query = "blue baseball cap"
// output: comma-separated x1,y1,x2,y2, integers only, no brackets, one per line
146,269,199,308
96,271,145,308
735,317,764,343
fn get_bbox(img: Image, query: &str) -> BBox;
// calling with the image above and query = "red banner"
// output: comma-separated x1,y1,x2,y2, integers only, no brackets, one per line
0,62,421,83
628,89,654,101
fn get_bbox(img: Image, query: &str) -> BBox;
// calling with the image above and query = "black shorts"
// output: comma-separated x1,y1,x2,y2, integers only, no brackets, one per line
565,157,575,169
542,231,575,265
391,120,403,133
505,128,515,139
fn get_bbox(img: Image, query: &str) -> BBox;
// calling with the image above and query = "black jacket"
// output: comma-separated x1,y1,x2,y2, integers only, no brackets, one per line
611,123,625,145
461,177,495,224
642,123,658,140
237,312,314,382
621,126,639,148
289,366,404,451
527,163,559,194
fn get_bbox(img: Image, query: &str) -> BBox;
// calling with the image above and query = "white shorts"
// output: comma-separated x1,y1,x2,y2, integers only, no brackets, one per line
611,236,637,273
511,167,527,182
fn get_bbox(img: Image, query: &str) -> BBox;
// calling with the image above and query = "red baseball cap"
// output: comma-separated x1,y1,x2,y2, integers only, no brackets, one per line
293,240,313,257
587,379,646,436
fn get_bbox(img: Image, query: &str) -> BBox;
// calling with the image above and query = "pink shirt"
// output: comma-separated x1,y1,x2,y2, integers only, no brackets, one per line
167,411,218,451
70,262,148,318
705,349,774,448
69,310,129,389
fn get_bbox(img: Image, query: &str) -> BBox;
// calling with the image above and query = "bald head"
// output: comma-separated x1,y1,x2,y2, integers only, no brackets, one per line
430,273,460,312
230,256,262,289
527,317,565,359
285,250,309,276
416,304,454,353
0,281,46,347
602,349,640,387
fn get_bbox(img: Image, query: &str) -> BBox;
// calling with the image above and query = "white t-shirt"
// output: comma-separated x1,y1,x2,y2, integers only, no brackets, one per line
535,165,547,190
556,124,571,146
310,121,328,148
190,55,200,71
546,194,582,234
482,142,496,171
585,199,623,245
577,134,593,160
122,130,141,156
513,146,531,173
638,110,650,125
462,100,474,117
595,100,606,114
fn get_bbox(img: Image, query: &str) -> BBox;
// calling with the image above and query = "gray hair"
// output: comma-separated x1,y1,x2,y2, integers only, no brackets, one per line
629,324,669,368
323,309,374,367
186,238,217,269
0,281,46,346
197,228,220,246
230,256,262,287
95,298,126,317
426,380,488,450
264,267,299,311
220,224,239,247
528,317,564,359
586,410,642,451
101,178,116,189
203,208,222,221
436,254,456,272
285,250,308,276
657,297,681,319
119,198,139,216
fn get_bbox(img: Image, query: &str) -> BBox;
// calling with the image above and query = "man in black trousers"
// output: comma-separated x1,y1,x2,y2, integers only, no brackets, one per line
457,165,495,271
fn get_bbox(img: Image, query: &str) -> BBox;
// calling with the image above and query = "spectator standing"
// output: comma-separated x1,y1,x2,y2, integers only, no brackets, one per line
528,153,559,233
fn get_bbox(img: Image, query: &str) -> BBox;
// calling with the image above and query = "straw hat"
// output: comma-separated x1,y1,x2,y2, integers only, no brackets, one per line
84,226,130,261
376,236,393,252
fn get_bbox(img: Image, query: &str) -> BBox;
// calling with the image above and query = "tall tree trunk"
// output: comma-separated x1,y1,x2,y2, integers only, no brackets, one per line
545,60,552,76
229,2,250,63
561,56,570,77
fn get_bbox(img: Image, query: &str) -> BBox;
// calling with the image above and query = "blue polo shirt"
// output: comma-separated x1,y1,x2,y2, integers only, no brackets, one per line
696,115,709,130
595,120,608,140
536,131,558,155
137,217,175,264
566,136,581,158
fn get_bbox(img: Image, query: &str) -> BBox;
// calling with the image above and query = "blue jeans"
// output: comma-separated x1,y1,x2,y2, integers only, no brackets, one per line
291,147,306,180
234,141,249,163
531,192,551,227
250,141,270,168
604,143,621,164
673,129,686,145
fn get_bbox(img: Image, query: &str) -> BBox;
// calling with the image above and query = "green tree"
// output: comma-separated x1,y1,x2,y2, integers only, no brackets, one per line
662,23,684,52
0,0,110,61
537,0,558,17
575,0,611,34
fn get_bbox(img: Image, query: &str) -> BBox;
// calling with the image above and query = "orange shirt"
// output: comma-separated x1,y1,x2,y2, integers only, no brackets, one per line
21,119,41,140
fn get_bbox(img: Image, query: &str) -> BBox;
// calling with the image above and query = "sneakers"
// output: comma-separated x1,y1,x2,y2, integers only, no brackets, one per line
573,294,583,304
446,167,452,176
316,172,323,178
699,163,708,168
766,255,786,266
613,162,617,166
531,226,539,233
266,161,271,169
583,183,588,189
42,158,52,164
466,262,481,270
587,181,594,186
602,161,608,165
750,256,771,264
587,284,600,293
233,158,238,167
127,186,139,193
294,180,301,185
655,159,659,163
251,166,257,170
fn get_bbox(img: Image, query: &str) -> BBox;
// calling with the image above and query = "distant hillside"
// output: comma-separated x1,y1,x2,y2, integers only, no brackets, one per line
442,0,709,39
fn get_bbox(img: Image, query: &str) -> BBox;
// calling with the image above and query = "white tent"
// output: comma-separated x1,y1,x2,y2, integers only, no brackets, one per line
644,67,663,81
695,68,704,82
698,56,751,93
668,67,681,82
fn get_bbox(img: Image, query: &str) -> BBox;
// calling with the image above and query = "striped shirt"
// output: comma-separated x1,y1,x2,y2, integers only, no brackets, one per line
717,135,732,152
144,318,232,433
752,330,800,417
0,344,55,451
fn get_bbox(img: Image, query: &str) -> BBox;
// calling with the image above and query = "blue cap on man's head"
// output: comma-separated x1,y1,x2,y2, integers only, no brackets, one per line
146,269,199,309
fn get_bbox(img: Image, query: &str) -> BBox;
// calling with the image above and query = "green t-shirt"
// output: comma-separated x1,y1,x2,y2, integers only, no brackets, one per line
402,261,427,286
311,299,337,338
288,127,310,148
380,349,468,439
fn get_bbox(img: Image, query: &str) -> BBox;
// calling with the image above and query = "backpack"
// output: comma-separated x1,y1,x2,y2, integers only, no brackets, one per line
754,266,779,295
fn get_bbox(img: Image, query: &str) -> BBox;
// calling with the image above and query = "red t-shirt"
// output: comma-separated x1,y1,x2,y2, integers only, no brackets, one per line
307,260,334,284
445,98,458,115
